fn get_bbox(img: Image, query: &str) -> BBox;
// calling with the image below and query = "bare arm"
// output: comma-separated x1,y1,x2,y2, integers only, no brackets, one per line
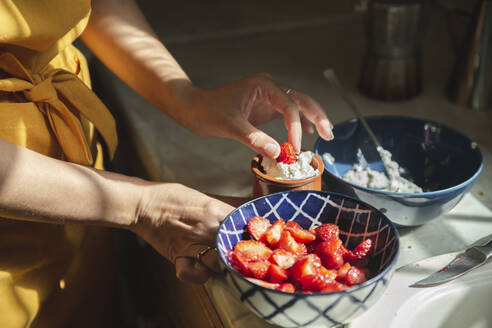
81,0,334,158
0,138,140,227
0,138,236,283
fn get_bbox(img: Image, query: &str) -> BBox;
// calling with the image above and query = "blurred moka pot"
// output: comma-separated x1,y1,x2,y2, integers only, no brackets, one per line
447,0,492,111
360,0,428,101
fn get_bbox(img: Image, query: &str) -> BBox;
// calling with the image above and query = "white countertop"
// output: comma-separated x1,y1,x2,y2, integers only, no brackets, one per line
93,8,492,327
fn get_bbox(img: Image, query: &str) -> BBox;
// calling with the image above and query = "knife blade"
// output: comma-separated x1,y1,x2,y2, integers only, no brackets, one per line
410,233,492,288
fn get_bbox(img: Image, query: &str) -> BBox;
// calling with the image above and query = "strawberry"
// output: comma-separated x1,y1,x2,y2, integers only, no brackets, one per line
278,283,296,293
247,261,270,280
262,218,285,247
276,142,298,164
315,223,339,241
343,239,373,263
246,277,280,290
270,249,296,269
247,216,271,241
290,254,322,291
266,264,289,283
345,266,367,286
336,262,351,282
233,240,272,262
230,251,251,276
319,280,348,293
278,230,307,255
285,221,316,243
316,238,344,269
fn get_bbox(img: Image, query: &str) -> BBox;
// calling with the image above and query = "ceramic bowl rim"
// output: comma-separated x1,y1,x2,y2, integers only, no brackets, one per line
315,115,484,197
216,190,401,297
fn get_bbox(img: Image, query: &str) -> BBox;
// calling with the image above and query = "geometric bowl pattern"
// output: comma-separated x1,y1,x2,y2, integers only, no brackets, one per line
217,190,400,328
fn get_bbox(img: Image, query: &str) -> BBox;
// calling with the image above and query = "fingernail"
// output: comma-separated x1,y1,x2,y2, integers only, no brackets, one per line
265,143,279,158
321,121,334,140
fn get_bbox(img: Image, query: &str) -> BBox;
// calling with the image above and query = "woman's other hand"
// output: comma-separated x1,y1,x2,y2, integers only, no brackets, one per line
131,183,237,284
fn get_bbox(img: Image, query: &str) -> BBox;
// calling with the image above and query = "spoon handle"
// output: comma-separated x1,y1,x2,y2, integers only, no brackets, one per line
323,69,382,149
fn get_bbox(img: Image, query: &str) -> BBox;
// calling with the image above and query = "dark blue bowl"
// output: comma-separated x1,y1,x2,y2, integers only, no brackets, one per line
217,190,399,328
315,115,483,226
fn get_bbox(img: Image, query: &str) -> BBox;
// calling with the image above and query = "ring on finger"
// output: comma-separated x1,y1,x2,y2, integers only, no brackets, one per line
195,246,216,264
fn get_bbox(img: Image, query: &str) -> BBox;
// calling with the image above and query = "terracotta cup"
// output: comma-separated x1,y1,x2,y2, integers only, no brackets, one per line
251,153,324,198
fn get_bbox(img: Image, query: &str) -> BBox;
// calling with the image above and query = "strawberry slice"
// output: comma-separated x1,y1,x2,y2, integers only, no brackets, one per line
315,223,339,241
247,261,270,280
345,266,367,286
229,251,251,276
270,249,296,269
278,230,307,255
319,280,348,293
276,142,298,164
266,264,289,283
344,239,373,263
316,238,344,269
290,254,322,291
246,277,280,290
262,218,285,247
247,216,271,241
278,283,296,293
233,240,272,262
285,221,316,243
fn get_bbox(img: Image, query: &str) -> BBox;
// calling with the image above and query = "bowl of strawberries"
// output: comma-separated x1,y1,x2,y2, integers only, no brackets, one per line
216,190,399,328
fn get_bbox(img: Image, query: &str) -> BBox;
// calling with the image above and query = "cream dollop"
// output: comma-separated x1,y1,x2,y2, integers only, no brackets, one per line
262,151,319,180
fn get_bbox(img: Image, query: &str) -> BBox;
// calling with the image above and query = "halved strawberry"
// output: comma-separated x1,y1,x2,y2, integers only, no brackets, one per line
233,240,272,262
344,239,373,263
276,142,298,164
345,266,367,286
247,216,271,241
246,277,280,290
315,223,339,241
316,238,344,269
290,254,322,291
278,230,307,255
262,218,285,247
247,261,270,280
278,283,296,293
229,251,251,276
270,249,296,269
266,264,289,283
285,221,316,243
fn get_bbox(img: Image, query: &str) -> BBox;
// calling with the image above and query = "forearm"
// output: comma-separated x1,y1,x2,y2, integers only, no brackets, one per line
0,138,143,228
81,0,196,127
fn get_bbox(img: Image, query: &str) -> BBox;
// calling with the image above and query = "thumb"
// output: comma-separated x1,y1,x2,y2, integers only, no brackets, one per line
229,118,280,159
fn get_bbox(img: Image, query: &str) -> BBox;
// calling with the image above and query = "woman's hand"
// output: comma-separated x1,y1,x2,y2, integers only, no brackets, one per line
177,73,334,159
131,183,237,284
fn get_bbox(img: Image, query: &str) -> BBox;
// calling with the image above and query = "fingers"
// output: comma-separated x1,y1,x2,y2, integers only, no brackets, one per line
174,243,221,284
175,257,212,284
231,120,281,159
266,83,303,152
288,90,334,141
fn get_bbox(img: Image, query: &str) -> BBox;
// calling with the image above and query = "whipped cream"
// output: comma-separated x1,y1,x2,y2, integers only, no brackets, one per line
325,149,423,193
262,151,319,180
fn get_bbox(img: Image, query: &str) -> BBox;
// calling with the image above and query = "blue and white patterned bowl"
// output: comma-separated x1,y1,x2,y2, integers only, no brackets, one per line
216,190,399,328
315,116,483,226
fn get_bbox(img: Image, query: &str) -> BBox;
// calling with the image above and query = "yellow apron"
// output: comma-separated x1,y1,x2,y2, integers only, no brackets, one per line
0,1,119,326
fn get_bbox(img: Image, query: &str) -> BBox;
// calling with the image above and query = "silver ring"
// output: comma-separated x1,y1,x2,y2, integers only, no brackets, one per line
285,88,293,95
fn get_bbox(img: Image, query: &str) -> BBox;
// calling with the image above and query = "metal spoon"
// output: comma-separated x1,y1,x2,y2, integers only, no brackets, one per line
323,69,391,175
